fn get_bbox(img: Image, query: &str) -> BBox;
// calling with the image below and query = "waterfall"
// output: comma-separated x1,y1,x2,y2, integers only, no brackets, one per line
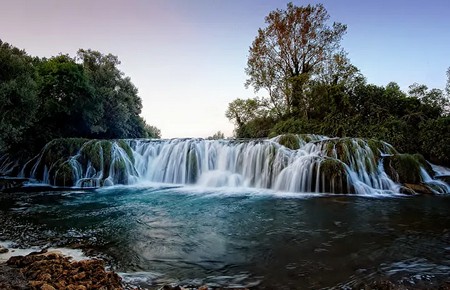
128,136,402,194
19,135,450,195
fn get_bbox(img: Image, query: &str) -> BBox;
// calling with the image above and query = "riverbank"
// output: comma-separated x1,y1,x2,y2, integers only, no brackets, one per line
1,243,450,289
0,245,253,290
0,245,122,290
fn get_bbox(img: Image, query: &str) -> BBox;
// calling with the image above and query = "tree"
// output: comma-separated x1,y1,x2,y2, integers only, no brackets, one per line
207,131,225,140
419,117,450,165
144,123,161,138
245,2,347,118
76,49,149,138
35,55,101,140
446,67,450,97
225,98,264,128
408,83,449,117
0,40,38,151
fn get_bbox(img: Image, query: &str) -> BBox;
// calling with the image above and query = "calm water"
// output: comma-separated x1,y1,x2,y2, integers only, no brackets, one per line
1,185,450,289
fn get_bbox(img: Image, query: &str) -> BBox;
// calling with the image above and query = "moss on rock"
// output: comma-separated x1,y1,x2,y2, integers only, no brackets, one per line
117,140,134,163
383,153,430,184
53,161,74,186
277,134,300,150
319,158,349,194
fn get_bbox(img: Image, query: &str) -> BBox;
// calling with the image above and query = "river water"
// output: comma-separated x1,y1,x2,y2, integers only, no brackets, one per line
1,185,450,289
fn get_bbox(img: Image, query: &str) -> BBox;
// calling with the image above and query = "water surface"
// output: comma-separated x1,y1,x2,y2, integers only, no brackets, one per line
1,186,449,289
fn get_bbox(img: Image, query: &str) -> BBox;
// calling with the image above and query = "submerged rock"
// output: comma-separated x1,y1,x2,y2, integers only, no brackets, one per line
0,245,8,254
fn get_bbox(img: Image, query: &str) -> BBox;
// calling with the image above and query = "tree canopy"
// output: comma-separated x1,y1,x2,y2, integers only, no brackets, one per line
227,2,450,166
0,40,160,159
245,3,347,118
0,40,38,151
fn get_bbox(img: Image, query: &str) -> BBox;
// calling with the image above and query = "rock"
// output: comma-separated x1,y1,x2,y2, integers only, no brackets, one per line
0,246,8,254
0,262,29,289
41,283,56,290
159,285,250,290
5,250,123,290
404,183,434,195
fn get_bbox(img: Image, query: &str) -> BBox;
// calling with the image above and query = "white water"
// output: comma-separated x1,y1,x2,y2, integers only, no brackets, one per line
129,136,399,195
0,241,87,263
21,135,449,195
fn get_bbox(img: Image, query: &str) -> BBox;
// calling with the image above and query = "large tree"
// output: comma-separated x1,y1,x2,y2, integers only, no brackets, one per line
0,40,38,151
77,49,156,138
245,2,347,118
35,55,101,140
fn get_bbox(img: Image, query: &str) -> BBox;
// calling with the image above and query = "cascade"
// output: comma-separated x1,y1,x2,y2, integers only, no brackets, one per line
17,135,450,195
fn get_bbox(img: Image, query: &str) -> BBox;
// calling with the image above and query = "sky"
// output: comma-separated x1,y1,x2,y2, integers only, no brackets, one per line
1,0,449,138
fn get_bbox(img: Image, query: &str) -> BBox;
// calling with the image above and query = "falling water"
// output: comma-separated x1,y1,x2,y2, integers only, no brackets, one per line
17,134,447,195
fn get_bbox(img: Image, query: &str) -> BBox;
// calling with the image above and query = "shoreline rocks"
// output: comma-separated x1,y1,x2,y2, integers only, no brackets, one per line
0,248,251,290
3,249,123,290
2,245,448,290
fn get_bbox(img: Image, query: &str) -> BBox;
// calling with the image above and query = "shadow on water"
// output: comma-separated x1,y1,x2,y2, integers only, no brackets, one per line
1,186,450,288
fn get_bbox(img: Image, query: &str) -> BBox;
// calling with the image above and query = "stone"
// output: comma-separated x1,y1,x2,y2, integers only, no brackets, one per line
5,251,123,290
41,283,56,290
0,246,8,254
404,183,433,195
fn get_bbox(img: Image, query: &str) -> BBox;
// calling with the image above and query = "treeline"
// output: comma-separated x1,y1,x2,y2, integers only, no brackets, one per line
0,40,160,159
226,3,450,166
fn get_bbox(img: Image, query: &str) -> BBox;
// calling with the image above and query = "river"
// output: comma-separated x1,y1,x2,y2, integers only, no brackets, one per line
1,185,449,289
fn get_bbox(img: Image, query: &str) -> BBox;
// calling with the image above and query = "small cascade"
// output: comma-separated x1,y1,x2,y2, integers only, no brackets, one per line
0,154,18,176
21,139,139,187
17,135,450,195
420,168,450,194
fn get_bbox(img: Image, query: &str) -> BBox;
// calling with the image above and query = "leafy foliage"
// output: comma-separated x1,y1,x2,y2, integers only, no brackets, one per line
245,2,347,118
0,40,161,160
207,131,225,140
0,40,39,151
227,3,450,166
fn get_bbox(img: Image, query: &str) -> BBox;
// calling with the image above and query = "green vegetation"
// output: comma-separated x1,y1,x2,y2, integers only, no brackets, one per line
22,138,136,186
383,154,431,184
319,158,349,194
0,40,161,165
226,3,450,166
53,161,75,187
207,131,225,140
277,134,300,150
117,140,134,163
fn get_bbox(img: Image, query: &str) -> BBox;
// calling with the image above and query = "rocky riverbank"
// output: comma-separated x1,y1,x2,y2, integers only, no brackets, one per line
1,245,449,290
0,246,251,290
1,248,122,290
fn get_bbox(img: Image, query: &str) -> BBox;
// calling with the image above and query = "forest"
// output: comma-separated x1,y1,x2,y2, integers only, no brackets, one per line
226,3,450,166
1,2,450,168
0,40,160,161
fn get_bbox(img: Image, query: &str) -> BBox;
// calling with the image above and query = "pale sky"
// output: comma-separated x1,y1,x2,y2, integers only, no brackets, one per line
1,0,449,138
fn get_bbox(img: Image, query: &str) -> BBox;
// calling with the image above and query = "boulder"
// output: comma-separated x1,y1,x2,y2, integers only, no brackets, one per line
403,183,433,195
0,245,8,254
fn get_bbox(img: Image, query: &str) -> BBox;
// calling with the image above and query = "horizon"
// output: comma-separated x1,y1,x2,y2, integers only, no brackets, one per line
1,0,449,138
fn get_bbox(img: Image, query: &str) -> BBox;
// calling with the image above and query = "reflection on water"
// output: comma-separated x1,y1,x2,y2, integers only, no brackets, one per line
1,186,450,288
